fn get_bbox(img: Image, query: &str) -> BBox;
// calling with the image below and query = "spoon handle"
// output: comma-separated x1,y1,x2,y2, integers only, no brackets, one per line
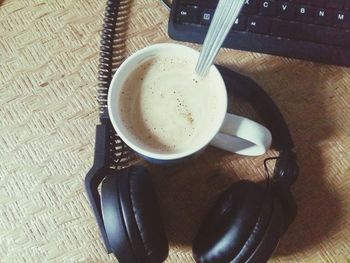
195,0,246,77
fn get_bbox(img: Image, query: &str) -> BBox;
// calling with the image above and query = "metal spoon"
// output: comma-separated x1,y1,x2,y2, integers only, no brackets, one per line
195,0,246,76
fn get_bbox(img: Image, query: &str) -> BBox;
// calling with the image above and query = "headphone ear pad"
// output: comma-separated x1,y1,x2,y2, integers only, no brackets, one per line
243,193,285,263
192,180,269,263
101,166,168,263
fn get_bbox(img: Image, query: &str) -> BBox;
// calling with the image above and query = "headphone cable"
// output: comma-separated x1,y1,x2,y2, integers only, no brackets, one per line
263,156,279,188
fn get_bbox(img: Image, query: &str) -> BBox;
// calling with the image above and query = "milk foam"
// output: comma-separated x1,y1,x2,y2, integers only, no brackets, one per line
118,55,221,154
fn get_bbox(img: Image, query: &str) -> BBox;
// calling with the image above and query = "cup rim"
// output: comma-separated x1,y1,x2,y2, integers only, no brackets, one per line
108,43,227,160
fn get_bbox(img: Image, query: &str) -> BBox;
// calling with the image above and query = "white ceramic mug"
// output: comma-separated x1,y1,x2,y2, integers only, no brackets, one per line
108,43,272,163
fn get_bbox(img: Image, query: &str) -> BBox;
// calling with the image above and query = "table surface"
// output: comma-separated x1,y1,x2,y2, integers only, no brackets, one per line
1,0,349,262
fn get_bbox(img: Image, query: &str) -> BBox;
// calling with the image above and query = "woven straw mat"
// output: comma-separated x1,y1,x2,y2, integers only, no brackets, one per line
0,0,349,262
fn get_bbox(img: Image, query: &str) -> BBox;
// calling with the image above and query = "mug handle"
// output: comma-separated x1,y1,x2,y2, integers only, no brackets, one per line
210,113,272,156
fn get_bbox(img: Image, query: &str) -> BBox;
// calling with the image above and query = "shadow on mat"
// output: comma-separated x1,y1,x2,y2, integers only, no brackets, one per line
251,62,346,257
147,60,345,258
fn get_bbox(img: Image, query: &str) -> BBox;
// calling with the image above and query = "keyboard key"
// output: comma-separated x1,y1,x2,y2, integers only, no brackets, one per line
176,5,200,24
278,2,296,20
180,0,217,8
242,0,259,14
232,14,248,31
326,0,344,9
177,6,190,20
308,0,326,7
247,16,271,33
314,8,333,26
346,0,350,10
291,0,308,4
271,20,350,48
201,9,214,25
334,12,350,28
296,5,314,23
260,1,278,16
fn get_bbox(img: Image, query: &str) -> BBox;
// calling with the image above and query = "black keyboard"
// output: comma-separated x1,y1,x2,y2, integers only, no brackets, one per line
168,0,350,67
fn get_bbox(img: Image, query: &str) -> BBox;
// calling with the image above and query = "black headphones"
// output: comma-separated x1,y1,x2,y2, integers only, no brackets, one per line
85,66,299,263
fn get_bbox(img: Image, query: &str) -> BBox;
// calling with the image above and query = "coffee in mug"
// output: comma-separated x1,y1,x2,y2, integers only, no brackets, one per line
118,55,223,154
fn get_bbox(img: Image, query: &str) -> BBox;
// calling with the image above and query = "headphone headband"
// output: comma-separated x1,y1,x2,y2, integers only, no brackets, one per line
218,65,298,192
217,65,294,151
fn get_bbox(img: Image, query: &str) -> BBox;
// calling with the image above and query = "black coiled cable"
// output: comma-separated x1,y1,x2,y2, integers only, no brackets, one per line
97,0,134,168
98,0,119,116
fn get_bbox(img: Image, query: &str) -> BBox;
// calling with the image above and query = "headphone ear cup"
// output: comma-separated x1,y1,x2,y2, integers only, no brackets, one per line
101,170,134,262
244,194,285,263
193,180,266,263
101,166,168,263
